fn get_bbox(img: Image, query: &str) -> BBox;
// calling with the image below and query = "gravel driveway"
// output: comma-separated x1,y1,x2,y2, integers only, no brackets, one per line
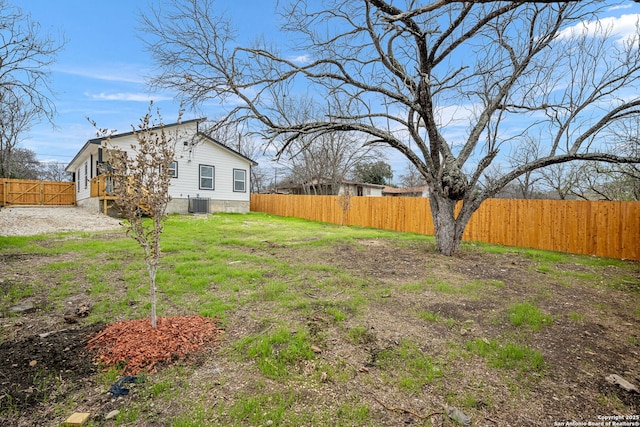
0,206,124,236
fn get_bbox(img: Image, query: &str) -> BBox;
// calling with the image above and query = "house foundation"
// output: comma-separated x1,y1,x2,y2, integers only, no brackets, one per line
77,196,250,216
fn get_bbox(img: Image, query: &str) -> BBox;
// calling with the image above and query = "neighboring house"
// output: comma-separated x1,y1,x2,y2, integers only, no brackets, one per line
383,185,430,198
65,118,258,214
340,180,385,197
278,178,385,196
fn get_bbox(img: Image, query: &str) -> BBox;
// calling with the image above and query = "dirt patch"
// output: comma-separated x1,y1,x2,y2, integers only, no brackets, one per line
259,239,640,423
0,324,102,412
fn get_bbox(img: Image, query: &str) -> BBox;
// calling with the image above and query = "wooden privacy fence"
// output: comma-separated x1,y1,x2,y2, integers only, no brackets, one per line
0,178,75,207
250,194,640,261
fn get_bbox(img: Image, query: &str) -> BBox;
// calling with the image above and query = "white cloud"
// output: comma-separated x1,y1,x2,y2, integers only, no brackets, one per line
558,14,640,43
85,92,171,102
287,54,311,64
608,4,633,12
56,65,147,84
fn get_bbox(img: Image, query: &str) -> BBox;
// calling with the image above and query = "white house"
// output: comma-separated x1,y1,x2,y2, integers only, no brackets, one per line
66,118,257,214
339,180,385,197
382,185,430,198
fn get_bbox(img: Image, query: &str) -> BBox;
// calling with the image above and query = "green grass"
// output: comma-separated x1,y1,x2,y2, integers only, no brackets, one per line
172,404,211,427
465,338,545,372
148,378,174,398
1,211,636,425
326,305,347,323
114,407,141,424
234,326,316,379
1,281,34,308
417,310,441,322
347,325,375,344
206,392,372,427
524,249,567,264
0,235,41,251
568,311,585,322
377,340,444,392
508,302,553,331
224,392,295,425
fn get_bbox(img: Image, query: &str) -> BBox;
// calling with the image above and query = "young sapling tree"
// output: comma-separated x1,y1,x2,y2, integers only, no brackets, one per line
93,104,180,329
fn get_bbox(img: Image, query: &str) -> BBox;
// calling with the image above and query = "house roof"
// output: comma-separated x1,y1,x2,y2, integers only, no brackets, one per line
341,179,386,189
278,178,386,190
383,185,429,194
196,132,258,166
66,118,258,171
87,117,206,146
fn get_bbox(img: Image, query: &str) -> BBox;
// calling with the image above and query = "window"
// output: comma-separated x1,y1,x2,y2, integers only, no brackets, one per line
168,161,178,178
84,162,88,189
233,169,246,192
199,164,214,190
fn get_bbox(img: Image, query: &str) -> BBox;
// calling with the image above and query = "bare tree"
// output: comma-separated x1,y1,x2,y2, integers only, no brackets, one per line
270,97,383,195
508,136,543,199
571,161,640,201
538,162,581,200
200,121,267,193
0,90,38,178
568,118,640,201
0,1,64,177
142,0,640,255
284,131,380,195
4,147,40,179
478,163,520,199
39,162,72,182
398,162,428,189
0,1,63,118
94,104,179,329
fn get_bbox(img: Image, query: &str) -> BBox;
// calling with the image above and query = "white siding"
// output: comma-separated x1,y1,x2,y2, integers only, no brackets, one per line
339,183,384,197
70,121,252,205
70,144,102,202
169,135,250,202
369,187,383,197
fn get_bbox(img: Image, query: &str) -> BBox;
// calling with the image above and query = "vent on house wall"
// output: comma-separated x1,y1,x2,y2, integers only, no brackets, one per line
188,197,210,214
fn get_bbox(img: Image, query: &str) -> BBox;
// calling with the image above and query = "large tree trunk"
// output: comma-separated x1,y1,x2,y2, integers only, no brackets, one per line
429,193,472,256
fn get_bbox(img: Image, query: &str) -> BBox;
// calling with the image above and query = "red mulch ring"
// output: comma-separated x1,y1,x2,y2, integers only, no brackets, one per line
87,315,224,374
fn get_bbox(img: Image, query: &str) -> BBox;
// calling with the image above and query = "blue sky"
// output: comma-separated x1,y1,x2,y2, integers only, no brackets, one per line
10,0,640,181
12,0,279,168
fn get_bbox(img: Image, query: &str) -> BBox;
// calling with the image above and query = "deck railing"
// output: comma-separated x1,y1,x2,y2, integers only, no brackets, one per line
90,175,115,198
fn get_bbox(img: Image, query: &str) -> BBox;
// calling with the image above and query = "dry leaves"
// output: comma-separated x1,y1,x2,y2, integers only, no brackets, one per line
87,315,223,374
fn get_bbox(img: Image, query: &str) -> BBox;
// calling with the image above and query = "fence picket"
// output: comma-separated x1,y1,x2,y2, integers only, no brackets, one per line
250,194,640,261
0,179,75,207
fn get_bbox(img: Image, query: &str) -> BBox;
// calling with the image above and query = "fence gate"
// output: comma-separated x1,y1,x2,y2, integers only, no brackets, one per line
0,179,76,206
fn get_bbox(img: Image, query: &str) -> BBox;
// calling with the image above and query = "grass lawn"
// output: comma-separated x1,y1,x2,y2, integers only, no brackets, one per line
1,212,639,426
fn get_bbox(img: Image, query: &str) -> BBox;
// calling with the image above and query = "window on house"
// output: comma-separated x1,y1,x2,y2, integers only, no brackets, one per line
233,169,246,192
84,162,88,189
77,169,80,192
199,164,214,190
168,161,178,178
